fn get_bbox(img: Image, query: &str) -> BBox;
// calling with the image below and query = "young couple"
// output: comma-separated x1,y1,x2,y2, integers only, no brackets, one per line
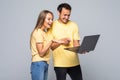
30,3,84,80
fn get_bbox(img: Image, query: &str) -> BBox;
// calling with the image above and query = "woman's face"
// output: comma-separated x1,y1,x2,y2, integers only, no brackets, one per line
43,13,53,29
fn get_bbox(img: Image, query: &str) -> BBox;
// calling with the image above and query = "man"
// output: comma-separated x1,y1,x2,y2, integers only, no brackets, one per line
49,3,83,80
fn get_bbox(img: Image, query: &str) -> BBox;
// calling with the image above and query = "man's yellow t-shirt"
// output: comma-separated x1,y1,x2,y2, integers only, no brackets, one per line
49,20,80,67
30,29,51,64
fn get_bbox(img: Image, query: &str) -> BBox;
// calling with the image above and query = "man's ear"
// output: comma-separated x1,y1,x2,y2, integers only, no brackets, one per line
57,11,60,16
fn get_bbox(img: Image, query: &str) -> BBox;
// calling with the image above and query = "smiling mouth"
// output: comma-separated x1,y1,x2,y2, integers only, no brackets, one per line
48,23,51,26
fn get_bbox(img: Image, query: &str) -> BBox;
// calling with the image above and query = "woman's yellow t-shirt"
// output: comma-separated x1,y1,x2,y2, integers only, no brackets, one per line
30,29,51,64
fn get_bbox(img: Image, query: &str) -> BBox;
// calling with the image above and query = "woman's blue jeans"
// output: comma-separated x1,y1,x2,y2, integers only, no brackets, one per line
31,61,49,80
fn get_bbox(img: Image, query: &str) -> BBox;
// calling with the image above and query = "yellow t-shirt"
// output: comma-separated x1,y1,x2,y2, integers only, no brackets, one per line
30,29,51,64
49,20,80,67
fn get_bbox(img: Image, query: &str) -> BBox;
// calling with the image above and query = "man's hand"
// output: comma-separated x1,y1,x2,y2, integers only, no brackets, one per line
60,38,71,46
80,50,89,54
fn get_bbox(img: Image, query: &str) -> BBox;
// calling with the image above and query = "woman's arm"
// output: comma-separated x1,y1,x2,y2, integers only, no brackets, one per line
36,40,53,57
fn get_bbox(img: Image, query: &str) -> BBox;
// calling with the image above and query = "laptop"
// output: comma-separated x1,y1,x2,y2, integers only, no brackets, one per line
64,34,100,53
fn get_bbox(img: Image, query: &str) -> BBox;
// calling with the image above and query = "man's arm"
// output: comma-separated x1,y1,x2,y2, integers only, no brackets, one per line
73,40,80,47
74,40,87,54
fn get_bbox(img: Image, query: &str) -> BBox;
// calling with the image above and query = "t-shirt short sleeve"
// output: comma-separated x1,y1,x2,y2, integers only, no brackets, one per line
35,30,44,43
73,24,80,40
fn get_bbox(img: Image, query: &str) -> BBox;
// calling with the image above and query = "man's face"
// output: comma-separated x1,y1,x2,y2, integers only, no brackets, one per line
58,8,71,24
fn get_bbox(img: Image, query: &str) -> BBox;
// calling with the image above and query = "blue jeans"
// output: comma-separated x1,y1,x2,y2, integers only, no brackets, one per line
31,61,49,80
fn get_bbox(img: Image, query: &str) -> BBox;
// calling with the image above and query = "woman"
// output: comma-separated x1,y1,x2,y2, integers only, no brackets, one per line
30,10,57,80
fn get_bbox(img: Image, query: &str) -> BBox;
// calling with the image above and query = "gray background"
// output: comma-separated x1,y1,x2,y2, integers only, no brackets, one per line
0,0,120,80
